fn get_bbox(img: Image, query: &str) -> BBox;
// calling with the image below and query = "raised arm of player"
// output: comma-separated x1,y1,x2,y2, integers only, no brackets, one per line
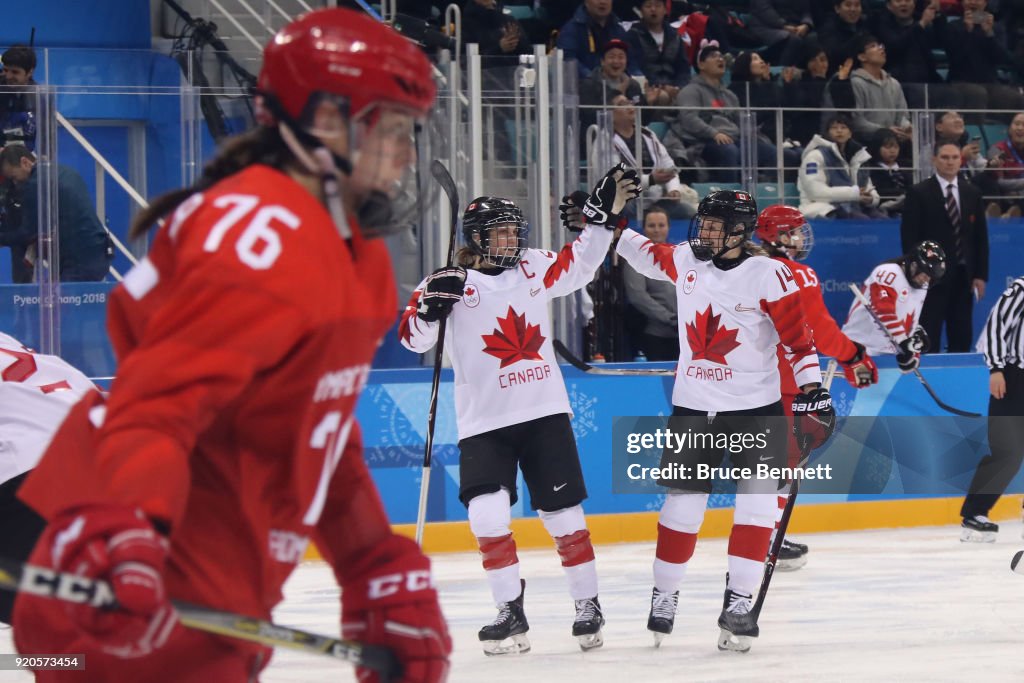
615,228,679,284
539,225,615,298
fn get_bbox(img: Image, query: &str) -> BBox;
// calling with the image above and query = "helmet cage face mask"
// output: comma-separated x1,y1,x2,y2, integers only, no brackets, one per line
688,191,757,266
463,200,529,269
779,221,814,261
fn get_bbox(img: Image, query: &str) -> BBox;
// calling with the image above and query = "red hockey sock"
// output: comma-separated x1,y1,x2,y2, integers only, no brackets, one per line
728,524,773,562
553,529,596,567
655,523,698,564
478,534,518,570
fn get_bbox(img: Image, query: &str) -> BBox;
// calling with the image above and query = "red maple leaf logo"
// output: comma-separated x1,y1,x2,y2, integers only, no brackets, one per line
685,305,741,364
902,312,914,337
465,286,475,296
482,306,546,368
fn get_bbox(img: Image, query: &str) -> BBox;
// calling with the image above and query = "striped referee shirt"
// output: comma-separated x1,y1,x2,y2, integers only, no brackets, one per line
977,276,1024,371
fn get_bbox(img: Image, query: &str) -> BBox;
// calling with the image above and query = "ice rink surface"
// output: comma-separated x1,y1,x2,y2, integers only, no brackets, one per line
2,523,1022,682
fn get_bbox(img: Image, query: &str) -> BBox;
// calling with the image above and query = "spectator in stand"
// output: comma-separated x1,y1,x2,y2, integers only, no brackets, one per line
798,113,882,218
849,35,913,150
0,46,37,151
934,110,1006,216
579,39,649,138
747,0,815,66
870,0,963,111
728,52,804,172
786,41,857,146
0,144,111,282
986,112,1024,216
864,128,913,216
668,41,789,182
461,0,532,68
944,0,1024,122
621,206,680,361
603,93,697,220
818,0,871,73
626,0,690,109
557,0,640,80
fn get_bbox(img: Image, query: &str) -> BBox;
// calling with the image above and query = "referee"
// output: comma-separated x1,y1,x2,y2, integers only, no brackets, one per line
960,276,1024,542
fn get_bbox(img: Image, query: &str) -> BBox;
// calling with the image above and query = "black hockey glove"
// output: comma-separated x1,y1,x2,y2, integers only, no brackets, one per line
895,327,928,373
559,191,590,233
580,163,641,229
791,387,836,453
417,266,467,323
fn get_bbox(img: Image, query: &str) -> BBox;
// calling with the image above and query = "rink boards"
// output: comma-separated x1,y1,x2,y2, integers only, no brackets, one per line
348,352,1024,555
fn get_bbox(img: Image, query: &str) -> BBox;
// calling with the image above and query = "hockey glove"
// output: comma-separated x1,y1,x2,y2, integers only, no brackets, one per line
580,163,641,229
49,505,178,658
895,327,928,374
341,534,451,683
558,191,590,233
840,342,878,388
791,387,836,452
416,267,467,323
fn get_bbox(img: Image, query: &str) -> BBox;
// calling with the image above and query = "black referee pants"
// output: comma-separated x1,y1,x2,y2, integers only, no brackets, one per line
961,365,1024,519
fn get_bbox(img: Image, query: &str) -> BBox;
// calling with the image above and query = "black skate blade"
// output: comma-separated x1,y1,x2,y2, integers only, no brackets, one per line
482,633,531,656
717,628,754,653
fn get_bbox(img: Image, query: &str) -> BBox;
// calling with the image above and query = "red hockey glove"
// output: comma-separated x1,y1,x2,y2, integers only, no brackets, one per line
791,387,836,452
341,534,451,683
840,342,878,388
50,505,177,658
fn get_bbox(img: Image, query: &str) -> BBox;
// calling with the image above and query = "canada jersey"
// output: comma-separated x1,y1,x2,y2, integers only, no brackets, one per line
400,226,613,439
616,229,821,411
0,332,96,484
19,164,397,619
771,257,858,397
842,263,925,355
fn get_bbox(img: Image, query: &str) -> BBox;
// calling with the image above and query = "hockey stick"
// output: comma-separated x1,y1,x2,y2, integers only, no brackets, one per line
0,557,401,680
552,339,676,376
847,283,981,417
752,359,837,621
1012,550,1024,575
414,160,461,546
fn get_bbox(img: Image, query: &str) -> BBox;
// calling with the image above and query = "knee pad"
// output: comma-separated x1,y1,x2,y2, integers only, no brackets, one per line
733,493,778,529
658,492,709,534
468,489,512,538
538,504,586,538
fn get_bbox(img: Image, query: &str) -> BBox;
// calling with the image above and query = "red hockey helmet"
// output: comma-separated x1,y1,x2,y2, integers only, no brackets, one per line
756,204,814,260
258,8,435,125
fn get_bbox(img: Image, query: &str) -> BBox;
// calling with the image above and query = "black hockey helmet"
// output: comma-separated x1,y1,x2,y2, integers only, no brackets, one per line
463,196,529,269
687,189,758,266
904,240,946,288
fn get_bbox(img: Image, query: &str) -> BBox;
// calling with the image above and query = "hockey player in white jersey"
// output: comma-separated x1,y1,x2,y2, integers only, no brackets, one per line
399,165,640,655
0,332,97,623
842,240,946,373
616,189,836,653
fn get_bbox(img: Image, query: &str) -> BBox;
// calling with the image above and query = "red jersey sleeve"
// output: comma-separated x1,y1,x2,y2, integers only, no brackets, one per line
795,264,858,362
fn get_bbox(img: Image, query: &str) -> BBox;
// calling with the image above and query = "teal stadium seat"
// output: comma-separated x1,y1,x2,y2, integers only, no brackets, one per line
647,121,668,139
503,5,535,20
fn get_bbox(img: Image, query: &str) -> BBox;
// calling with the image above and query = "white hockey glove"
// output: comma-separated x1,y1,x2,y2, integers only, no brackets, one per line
580,163,641,229
417,266,466,323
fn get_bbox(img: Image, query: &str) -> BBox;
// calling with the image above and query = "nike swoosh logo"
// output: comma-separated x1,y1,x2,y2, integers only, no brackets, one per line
759,455,772,462
530,288,542,297
735,303,757,312
553,483,568,491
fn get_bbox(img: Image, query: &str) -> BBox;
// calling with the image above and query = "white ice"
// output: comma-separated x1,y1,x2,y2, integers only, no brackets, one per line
2,523,1023,682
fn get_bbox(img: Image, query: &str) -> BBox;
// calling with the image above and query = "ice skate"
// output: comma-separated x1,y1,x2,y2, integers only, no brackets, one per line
646,587,678,647
776,538,808,571
572,596,605,651
717,588,758,653
479,579,531,656
960,515,998,543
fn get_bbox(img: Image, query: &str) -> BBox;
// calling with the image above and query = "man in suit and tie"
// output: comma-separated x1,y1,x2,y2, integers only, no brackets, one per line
900,141,989,352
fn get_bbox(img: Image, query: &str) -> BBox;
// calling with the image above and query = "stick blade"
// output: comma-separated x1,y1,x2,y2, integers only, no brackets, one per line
553,339,593,373
1012,550,1024,575
429,160,458,212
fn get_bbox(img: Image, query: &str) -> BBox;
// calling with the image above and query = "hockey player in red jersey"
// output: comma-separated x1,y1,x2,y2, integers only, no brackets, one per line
12,9,451,682
399,166,640,656
842,240,947,374
0,332,97,624
756,205,879,570
616,190,836,653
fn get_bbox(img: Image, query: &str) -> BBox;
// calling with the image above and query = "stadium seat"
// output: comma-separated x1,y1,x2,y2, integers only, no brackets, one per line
647,121,668,139
503,5,535,21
